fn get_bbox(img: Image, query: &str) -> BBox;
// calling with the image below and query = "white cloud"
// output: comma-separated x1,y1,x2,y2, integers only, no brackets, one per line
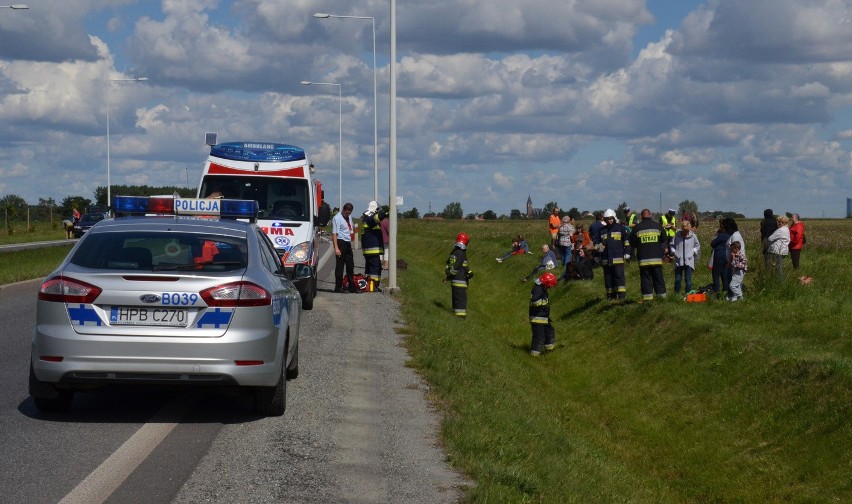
493,172,512,189
0,0,850,217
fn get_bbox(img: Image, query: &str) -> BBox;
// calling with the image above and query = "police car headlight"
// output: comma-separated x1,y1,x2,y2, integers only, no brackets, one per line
285,242,310,263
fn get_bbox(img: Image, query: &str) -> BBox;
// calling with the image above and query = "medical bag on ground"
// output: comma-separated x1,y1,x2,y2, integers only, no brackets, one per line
342,274,377,292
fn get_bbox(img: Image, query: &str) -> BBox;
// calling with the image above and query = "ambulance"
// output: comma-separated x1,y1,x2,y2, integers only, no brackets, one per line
197,140,330,310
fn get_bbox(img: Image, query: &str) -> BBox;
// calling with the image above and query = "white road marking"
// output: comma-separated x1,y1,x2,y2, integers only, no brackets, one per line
58,398,191,504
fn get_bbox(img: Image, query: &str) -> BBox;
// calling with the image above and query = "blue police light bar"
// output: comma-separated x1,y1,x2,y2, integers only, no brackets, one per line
220,200,259,219
114,196,257,221
174,197,258,221
114,196,153,214
210,142,306,162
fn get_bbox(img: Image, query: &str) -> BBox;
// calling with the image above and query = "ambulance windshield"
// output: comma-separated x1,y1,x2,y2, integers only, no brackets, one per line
201,176,310,222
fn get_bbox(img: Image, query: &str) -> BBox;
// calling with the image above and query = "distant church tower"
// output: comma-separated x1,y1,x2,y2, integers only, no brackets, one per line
526,195,533,218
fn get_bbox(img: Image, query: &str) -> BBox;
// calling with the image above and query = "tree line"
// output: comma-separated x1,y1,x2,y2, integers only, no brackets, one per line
0,185,196,224
2,188,745,225
422,200,744,221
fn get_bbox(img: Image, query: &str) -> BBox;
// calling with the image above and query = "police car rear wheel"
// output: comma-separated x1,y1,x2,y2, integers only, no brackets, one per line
254,346,287,417
286,340,299,380
29,365,74,413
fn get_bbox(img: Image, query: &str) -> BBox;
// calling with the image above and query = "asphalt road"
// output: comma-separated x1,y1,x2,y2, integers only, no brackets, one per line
0,239,466,504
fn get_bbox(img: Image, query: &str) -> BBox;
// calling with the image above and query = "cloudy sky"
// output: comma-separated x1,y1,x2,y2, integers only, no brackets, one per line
1,0,851,218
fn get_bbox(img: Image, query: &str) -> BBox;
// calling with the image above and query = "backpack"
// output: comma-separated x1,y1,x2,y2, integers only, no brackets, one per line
342,274,375,292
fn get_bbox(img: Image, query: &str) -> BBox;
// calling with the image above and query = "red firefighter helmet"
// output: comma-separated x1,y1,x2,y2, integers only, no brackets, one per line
455,232,470,246
540,272,558,288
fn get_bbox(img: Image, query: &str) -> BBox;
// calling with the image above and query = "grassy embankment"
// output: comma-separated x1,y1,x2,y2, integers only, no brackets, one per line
396,218,851,502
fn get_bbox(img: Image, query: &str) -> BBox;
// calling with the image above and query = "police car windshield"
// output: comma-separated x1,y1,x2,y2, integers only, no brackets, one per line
201,176,309,222
70,232,247,272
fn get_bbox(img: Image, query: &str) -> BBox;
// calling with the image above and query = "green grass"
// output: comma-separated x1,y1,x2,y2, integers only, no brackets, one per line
0,245,71,284
396,218,851,502
0,220,67,244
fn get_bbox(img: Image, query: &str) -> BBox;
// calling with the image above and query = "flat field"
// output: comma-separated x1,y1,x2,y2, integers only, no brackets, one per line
396,217,851,502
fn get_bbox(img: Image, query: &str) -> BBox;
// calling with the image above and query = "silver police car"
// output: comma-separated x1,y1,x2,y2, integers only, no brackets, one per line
30,196,305,416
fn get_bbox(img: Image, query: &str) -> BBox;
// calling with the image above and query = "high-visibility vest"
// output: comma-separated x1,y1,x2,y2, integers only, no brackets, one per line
661,215,676,238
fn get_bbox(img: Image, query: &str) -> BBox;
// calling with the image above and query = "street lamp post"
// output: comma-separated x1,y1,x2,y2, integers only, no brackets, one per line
313,12,378,202
301,81,343,208
0,5,29,9
106,77,148,208
388,0,398,291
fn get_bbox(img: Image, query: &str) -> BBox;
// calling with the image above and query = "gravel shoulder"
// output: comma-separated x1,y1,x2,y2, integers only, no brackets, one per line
172,246,468,503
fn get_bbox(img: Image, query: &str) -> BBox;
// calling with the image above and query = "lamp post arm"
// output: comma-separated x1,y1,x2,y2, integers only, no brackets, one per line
313,13,379,201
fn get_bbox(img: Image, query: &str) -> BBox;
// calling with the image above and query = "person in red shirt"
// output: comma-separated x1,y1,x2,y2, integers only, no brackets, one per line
788,213,805,269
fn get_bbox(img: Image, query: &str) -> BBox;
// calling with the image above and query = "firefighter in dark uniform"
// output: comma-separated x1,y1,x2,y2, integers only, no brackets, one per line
598,208,629,300
629,208,667,301
529,271,558,356
360,200,385,290
445,232,472,318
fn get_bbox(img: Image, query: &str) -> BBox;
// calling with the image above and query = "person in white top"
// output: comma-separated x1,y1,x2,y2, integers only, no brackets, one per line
332,203,357,293
767,215,791,280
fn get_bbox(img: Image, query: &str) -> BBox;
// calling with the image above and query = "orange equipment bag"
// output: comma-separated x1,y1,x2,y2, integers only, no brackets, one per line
686,292,707,303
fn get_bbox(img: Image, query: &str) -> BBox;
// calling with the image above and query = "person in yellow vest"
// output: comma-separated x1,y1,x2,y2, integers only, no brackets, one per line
660,208,677,249
622,206,637,261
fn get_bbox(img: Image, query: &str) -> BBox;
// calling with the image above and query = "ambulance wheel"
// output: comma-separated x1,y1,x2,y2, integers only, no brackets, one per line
302,276,316,310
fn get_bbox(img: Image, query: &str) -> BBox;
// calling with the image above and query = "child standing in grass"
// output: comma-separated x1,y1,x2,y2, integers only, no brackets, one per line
529,272,558,356
727,240,747,301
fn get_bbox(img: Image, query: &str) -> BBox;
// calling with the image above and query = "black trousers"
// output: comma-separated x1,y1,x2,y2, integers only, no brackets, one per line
451,285,467,317
530,322,555,353
364,254,382,281
602,264,626,299
335,241,356,292
639,265,666,300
